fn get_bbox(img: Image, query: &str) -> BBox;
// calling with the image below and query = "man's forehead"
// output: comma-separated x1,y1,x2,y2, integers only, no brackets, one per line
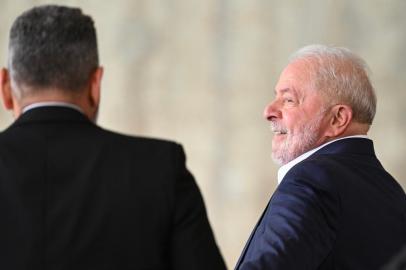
274,60,314,95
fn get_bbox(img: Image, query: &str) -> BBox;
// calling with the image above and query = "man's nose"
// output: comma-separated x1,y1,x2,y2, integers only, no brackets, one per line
263,100,281,121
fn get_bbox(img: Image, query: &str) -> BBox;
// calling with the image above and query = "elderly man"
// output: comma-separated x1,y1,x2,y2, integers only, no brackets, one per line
235,45,406,270
0,5,226,270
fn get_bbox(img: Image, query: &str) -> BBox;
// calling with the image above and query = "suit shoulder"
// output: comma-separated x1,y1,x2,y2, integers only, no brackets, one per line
283,155,341,191
290,154,339,174
97,127,183,152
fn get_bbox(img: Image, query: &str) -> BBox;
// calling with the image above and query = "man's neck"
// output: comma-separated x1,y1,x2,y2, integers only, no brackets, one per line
22,101,84,114
16,91,78,113
12,90,95,121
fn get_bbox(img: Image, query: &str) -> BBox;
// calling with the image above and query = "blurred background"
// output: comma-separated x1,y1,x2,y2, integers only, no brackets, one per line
1,0,405,268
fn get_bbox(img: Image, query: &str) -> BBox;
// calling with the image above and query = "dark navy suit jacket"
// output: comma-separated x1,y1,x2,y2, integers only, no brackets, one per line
236,138,406,270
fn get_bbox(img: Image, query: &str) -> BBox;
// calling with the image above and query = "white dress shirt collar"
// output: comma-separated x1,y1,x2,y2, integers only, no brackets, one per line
22,101,84,114
277,135,369,184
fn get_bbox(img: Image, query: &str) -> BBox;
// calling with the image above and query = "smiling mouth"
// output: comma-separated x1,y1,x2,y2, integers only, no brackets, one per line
270,121,287,135
273,130,287,135
270,126,287,135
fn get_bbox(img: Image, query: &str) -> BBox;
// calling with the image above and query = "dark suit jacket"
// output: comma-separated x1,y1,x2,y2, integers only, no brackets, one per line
0,106,226,270
383,245,406,270
236,138,406,270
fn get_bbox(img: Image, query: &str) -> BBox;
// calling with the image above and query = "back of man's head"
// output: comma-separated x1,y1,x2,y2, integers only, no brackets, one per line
8,5,98,98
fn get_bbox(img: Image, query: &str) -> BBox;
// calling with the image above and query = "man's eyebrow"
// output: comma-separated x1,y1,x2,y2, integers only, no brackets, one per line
274,88,294,95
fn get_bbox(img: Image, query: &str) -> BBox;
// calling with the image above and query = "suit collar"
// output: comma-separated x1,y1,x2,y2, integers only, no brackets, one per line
22,101,84,114
313,137,375,157
277,137,375,184
11,106,92,127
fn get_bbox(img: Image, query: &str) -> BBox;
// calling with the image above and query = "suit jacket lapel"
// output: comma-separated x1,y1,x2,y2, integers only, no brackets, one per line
235,193,275,269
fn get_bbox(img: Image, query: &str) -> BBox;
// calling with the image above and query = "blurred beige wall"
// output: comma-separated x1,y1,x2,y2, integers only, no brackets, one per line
1,0,405,268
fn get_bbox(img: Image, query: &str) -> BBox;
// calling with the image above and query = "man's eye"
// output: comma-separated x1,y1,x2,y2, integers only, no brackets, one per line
284,98,294,103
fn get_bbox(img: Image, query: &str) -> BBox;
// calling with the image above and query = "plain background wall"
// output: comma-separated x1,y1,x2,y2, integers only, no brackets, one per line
1,0,405,267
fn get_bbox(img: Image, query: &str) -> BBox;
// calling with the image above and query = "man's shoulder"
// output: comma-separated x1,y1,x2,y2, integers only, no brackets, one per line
288,153,338,175
0,123,184,159
280,138,371,187
97,127,183,153
281,154,343,191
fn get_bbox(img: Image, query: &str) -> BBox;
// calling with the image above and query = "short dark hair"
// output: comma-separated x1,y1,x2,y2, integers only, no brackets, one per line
8,5,99,95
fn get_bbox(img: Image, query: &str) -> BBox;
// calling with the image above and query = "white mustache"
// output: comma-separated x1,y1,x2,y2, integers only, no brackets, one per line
270,121,288,135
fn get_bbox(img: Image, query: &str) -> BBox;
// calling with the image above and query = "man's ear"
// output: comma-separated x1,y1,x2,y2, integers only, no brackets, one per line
325,104,353,137
88,67,103,108
0,68,14,111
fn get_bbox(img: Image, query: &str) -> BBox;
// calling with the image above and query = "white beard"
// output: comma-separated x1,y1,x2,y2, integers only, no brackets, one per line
271,109,326,165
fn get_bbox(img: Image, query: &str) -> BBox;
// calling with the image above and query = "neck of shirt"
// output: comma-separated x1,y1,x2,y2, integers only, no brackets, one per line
22,101,84,115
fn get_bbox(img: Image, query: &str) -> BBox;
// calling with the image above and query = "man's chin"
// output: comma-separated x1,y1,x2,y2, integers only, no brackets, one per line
271,150,288,166
271,155,284,166
271,141,289,165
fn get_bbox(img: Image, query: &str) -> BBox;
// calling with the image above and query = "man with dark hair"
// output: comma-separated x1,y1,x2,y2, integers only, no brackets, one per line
0,5,226,270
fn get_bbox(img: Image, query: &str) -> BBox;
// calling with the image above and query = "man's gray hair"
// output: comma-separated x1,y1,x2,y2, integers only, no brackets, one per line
289,44,377,124
8,5,99,98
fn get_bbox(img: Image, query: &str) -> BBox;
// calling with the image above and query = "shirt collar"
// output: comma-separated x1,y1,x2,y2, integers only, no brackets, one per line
22,101,84,114
277,135,369,184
